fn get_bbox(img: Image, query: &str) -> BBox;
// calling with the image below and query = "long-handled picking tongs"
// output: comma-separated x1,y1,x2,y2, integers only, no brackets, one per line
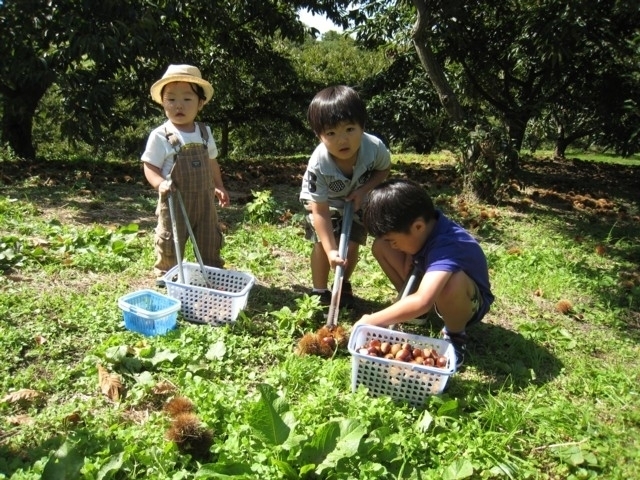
389,265,421,330
165,175,213,289
325,200,354,329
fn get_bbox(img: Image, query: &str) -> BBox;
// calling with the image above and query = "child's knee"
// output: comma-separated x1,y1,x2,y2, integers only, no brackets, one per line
439,271,476,304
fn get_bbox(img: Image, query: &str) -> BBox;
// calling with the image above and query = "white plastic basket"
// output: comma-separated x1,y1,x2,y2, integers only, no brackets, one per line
163,263,255,326
348,325,457,406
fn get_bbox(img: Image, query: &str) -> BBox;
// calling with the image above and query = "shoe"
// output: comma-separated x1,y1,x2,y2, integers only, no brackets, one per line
339,281,354,308
156,278,166,288
441,328,467,369
310,289,332,307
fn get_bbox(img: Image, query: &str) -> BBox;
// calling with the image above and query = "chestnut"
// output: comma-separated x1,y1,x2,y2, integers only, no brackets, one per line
395,349,411,361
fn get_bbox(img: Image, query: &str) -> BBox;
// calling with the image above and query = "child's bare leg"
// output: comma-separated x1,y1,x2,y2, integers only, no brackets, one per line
435,271,479,333
371,238,413,291
310,242,330,290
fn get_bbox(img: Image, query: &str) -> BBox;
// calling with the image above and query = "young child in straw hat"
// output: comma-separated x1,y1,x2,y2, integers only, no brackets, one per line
141,64,230,286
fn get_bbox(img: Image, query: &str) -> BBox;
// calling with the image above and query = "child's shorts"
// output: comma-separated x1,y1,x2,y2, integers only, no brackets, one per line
405,269,489,327
434,279,489,327
302,201,368,246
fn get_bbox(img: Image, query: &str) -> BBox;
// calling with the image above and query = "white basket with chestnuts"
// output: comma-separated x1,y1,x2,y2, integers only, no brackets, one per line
348,324,457,406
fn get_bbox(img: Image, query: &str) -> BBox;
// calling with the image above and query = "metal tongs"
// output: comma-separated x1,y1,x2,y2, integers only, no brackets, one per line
165,175,212,288
325,201,354,328
389,266,421,330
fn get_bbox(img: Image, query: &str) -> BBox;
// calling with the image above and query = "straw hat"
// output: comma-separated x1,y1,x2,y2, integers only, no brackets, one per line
150,64,214,105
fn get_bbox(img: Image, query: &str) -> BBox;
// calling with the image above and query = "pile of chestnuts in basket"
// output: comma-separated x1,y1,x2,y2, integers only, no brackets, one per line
357,338,448,368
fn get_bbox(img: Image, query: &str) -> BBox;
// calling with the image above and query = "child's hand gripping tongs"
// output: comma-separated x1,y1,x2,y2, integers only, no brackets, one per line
325,200,354,329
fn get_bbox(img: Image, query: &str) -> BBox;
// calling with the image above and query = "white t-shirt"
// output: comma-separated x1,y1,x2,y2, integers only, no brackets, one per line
300,132,391,209
141,121,218,178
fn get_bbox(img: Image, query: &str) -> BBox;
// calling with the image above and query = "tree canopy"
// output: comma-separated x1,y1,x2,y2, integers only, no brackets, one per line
0,0,638,165
0,0,345,159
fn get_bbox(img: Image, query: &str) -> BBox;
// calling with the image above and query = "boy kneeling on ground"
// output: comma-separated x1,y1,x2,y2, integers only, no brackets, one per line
354,179,494,367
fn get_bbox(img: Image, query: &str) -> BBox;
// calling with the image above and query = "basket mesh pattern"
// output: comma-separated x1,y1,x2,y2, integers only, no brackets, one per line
118,289,180,336
348,325,456,406
164,263,255,326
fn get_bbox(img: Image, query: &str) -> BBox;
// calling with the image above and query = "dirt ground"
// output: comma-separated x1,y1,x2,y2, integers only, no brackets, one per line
1,155,638,229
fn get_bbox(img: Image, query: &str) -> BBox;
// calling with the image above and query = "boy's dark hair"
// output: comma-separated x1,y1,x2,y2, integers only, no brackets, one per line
307,85,367,135
363,179,436,237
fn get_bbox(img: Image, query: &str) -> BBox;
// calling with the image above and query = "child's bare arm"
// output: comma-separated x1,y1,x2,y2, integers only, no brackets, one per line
310,201,344,268
346,167,390,210
143,163,172,195
210,157,230,207
355,270,452,327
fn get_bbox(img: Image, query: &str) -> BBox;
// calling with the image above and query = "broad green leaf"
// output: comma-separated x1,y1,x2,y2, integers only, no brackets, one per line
120,356,143,373
298,421,340,464
195,462,253,478
118,223,139,234
104,345,129,363
442,458,474,480
42,440,85,480
97,451,124,480
437,398,460,416
416,410,434,432
111,239,126,253
248,384,291,446
205,341,226,361
553,445,585,466
316,419,366,475
583,451,598,466
134,371,154,385
300,464,316,476
149,349,180,366
271,458,298,479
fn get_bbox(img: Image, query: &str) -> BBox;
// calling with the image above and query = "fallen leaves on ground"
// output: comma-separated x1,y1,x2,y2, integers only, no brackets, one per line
97,364,123,402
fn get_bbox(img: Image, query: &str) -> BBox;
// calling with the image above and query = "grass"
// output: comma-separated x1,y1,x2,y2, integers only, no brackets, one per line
0,152,639,479
528,149,640,166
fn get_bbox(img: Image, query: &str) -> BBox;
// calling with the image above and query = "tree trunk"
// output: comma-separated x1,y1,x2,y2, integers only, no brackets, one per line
504,113,529,171
411,0,506,203
554,137,569,159
410,1,464,124
218,121,230,159
1,84,49,160
552,114,595,159
2,98,35,160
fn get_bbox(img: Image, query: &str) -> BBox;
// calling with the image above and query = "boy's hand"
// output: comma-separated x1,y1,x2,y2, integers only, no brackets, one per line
158,179,173,196
328,249,347,269
215,187,230,207
354,315,373,328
